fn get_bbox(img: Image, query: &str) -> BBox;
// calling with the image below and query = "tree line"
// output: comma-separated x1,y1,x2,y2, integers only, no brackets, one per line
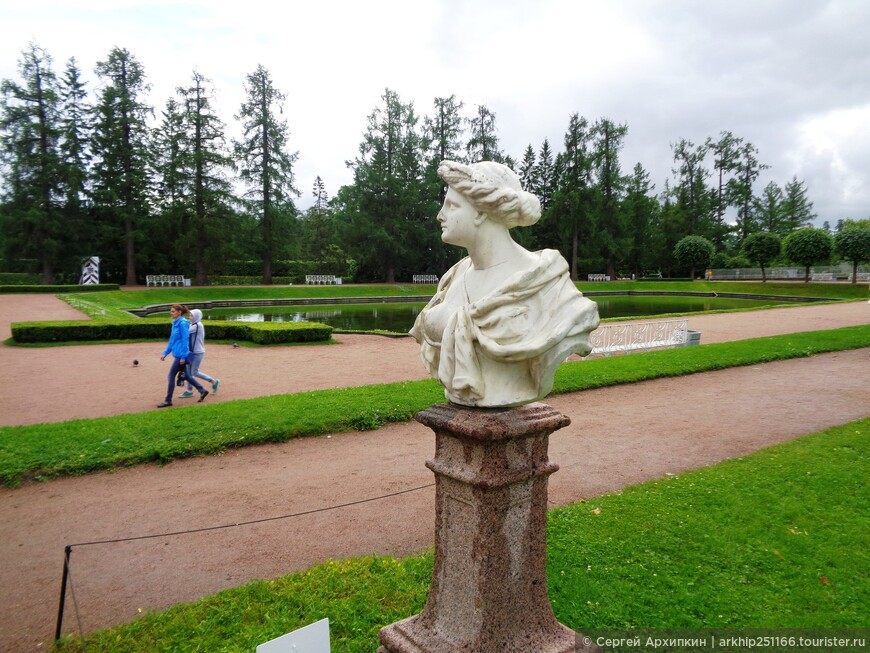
1,43,863,285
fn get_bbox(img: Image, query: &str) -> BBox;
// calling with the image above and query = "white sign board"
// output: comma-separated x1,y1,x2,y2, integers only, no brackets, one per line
256,618,330,653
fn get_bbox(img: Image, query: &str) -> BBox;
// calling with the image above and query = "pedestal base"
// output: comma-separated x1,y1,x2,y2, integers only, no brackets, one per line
378,402,599,653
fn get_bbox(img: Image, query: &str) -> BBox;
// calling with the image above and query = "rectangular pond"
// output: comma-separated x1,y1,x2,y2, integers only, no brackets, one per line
172,295,793,333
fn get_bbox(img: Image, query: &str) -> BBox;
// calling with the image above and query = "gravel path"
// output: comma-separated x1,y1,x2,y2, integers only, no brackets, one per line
0,292,867,652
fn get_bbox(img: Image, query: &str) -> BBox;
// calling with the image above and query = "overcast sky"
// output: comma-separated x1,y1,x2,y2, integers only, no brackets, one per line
2,0,868,225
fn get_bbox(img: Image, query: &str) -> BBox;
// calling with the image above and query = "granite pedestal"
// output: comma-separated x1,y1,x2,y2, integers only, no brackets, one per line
378,402,598,653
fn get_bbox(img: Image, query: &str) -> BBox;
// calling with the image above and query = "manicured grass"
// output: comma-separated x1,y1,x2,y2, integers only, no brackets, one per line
53,418,869,652
3,325,870,487
58,285,439,320
56,281,868,322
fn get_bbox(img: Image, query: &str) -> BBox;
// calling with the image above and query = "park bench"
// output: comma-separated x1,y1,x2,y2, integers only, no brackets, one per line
587,274,611,281
412,274,439,284
305,274,342,285
847,272,870,282
588,318,699,357
146,274,189,287
810,272,834,281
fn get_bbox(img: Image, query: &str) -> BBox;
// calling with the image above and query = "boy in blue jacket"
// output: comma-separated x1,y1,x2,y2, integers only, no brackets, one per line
158,304,209,407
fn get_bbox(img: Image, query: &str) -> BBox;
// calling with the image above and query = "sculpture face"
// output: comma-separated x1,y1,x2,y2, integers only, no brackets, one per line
438,188,478,248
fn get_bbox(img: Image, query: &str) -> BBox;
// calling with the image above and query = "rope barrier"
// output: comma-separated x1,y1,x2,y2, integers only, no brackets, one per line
55,482,435,641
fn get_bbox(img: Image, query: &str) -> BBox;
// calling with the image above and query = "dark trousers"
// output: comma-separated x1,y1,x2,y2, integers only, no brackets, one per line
165,357,206,402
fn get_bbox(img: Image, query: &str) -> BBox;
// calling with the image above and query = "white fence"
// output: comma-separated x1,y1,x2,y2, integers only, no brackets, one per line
710,264,870,280
589,319,696,356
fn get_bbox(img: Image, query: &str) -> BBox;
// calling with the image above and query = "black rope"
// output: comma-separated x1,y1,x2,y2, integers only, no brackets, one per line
68,482,435,548
56,481,436,640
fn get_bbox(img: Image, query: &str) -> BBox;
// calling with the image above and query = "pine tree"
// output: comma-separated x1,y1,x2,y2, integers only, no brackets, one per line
532,138,557,211
727,141,768,241
421,95,465,273
592,118,628,278
622,163,661,277
234,64,299,284
91,47,153,285
753,181,786,236
550,113,594,279
178,71,235,284
706,131,742,248
518,145,536,192
780,176,816,233
58,57,91,227
342,88,428,282
0,43,65,282
465,104,507,164
670,138,711,238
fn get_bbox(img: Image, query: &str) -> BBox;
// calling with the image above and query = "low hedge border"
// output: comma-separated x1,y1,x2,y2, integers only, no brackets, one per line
0,283,120,293
10,319,333,345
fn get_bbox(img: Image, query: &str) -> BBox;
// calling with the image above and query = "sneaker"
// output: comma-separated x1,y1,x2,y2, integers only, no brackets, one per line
198,390,209,403
212,379,220,393
179,391,194,398
157,402,173,408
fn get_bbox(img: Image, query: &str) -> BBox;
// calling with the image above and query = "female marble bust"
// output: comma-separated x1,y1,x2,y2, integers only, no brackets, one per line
410,160,600,407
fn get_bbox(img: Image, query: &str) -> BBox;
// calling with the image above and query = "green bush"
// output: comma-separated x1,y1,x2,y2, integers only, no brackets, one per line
0,273,41,285
0,283,120,293
206,276,294,286
10,319,333,344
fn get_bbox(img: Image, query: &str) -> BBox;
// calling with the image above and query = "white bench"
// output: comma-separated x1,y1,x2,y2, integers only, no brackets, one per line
847,272,870,281
810,273,834,281
305,274,342,285
146,274,189,287
413,274,439,284
588,319,698,357
587,274,611,282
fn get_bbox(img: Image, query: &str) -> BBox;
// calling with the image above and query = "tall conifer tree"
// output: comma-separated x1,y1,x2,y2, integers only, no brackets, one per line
0,43,65,282
234,64,299,284
91,47,152,285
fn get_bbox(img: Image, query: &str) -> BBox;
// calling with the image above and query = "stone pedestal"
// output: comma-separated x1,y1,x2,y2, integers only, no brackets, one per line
378,402,598,653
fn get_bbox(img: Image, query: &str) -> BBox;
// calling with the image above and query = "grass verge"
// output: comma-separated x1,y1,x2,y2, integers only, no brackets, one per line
53,418,869,652
54,281,869,321
2,325,870,487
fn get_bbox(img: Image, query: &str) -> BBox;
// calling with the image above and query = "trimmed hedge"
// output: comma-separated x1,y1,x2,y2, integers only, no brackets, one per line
0,283,120,293
0,273,40,285
207,276,294,286
10,318,333,345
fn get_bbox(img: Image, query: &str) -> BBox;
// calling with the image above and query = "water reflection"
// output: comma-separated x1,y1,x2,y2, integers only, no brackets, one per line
184,295,780,332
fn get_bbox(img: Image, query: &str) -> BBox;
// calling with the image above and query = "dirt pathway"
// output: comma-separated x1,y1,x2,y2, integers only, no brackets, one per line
0,293,868,652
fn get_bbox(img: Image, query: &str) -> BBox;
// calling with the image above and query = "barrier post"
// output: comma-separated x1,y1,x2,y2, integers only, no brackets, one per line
55,545,72,641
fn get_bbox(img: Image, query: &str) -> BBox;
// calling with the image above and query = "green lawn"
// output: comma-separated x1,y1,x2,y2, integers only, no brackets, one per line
54,280,869,321
53,418,869,652
3,325,870,487
9,282,864,651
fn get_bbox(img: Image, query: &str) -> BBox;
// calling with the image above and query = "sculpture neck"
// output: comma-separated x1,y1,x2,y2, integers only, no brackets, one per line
468,221,522,271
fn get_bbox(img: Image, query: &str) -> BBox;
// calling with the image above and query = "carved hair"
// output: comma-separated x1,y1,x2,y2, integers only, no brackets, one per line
438,160,541,229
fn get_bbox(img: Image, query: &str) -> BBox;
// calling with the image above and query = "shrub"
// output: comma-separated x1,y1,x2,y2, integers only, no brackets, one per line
741,232,782,282
10,319,332,344
0,273,41,285
0,283,120,294
783,228,834,282
834,226,870,283
673,236,715,279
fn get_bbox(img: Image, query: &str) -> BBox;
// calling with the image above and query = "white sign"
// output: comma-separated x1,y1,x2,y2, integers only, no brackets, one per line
80,256,100,285
256,618,330,653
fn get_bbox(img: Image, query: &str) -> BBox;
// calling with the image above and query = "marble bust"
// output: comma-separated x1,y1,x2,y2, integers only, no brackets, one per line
410,160,600,407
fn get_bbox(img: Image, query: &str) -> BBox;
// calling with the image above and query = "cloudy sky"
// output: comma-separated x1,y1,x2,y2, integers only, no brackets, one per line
2,0,868,224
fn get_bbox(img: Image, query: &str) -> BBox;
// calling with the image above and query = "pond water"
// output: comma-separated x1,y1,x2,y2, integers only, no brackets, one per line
187,295,785,332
